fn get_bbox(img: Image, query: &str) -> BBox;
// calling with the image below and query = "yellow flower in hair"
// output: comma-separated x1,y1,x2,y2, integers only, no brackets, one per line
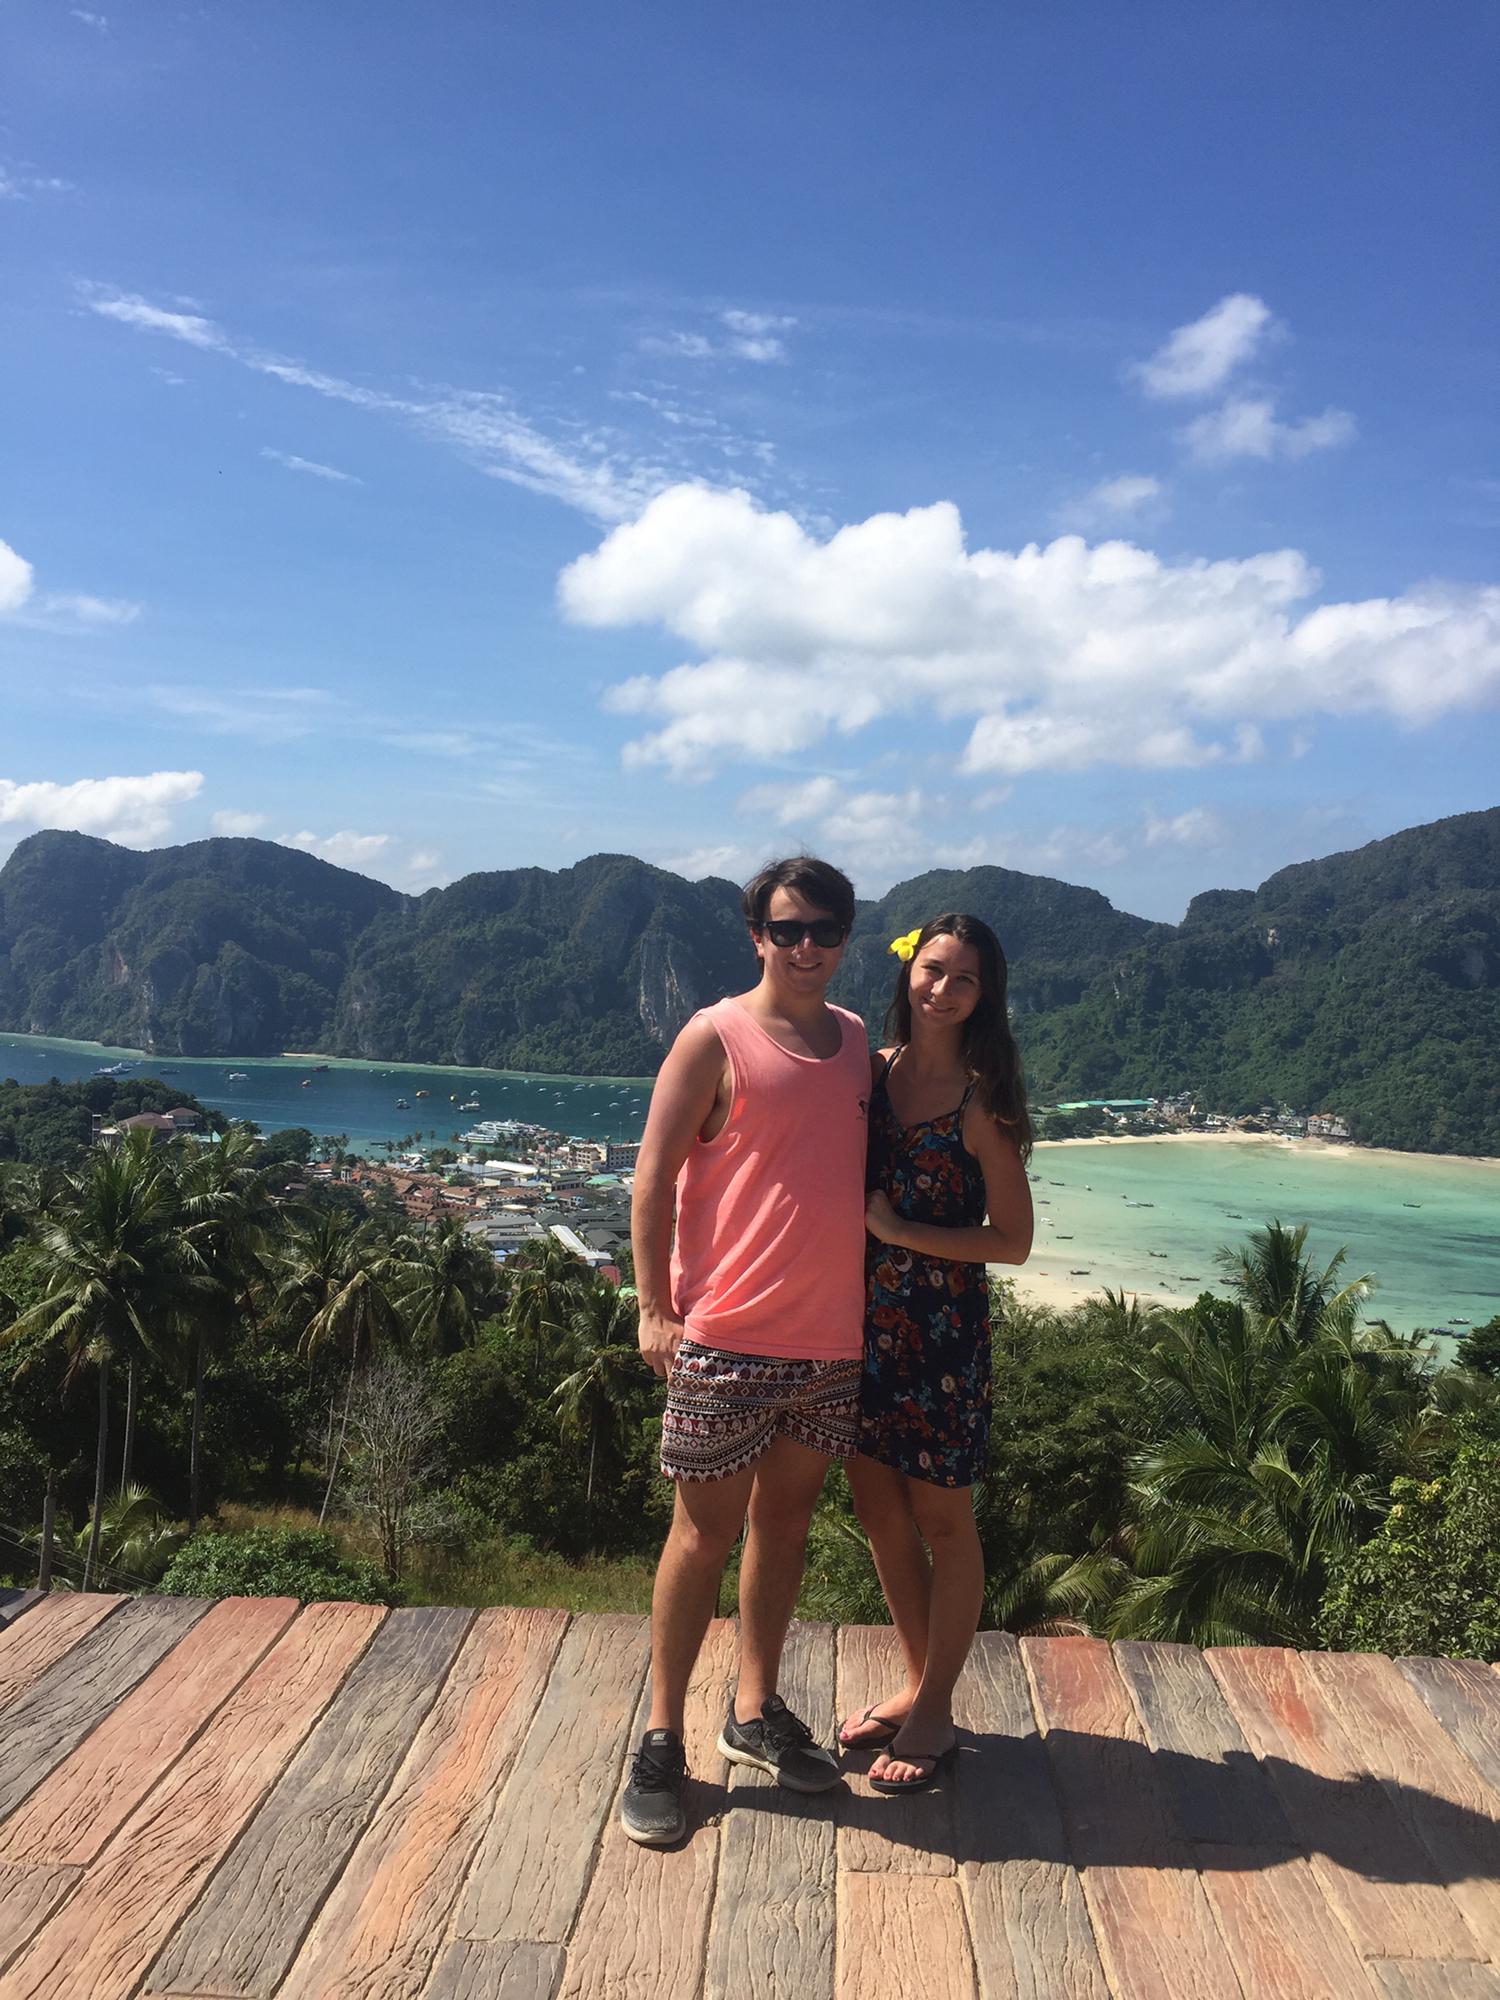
888,927,923,962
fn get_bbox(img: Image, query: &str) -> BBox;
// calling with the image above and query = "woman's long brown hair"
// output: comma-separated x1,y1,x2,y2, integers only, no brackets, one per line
885,912,1034,1161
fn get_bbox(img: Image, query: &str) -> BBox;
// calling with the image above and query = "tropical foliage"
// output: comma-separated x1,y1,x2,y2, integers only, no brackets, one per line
1,1108,1496,1658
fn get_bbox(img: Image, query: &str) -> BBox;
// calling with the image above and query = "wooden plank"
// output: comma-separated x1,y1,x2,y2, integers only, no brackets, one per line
0,1594,122,1711
1113,1640,1374,1999
0,1592,42,1628
834,1872,977,2000
272,1607,567,2000
424,1941,565,2000
1400,1657,1500,1800
703,1620,839,2000
1022,1636,1242,2000
1208,1645,1483,1963
146,1605,472,1999
0,1868,78,1977
1301,1650,1500,1959
450,1613,649,1948
1371,1963,1500,2000
555,1616,737,2000
0,1596,297,1865
0,1601,383,2000
836,1623,955,1876
953,1630,1109,2000
0,1596,207,1823
1114,1639,1294,1848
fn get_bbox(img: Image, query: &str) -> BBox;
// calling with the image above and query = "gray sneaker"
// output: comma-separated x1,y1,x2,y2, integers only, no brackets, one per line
620,1728,688,1845
718,1694,841,1792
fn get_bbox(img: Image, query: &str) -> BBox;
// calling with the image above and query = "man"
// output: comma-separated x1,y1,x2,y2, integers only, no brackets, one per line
621,855,869,1844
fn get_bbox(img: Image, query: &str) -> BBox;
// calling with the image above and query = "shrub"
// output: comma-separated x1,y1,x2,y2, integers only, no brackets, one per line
1321,1434,1500,1660
159,1526,398,1606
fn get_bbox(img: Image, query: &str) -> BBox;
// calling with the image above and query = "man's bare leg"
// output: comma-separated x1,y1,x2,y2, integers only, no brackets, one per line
647,1459,759,1737
734,1434,835,1720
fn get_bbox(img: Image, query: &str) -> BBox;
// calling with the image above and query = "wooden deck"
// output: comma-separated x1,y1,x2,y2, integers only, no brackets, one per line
0,1592,1498,1999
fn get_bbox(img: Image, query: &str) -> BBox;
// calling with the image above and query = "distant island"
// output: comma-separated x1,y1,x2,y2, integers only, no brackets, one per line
1,807,1497,1157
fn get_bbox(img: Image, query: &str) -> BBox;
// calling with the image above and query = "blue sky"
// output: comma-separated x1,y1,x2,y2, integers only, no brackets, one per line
1,1,1496,920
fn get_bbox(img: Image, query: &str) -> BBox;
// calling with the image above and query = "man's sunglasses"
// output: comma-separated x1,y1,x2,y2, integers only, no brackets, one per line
759,919,848,949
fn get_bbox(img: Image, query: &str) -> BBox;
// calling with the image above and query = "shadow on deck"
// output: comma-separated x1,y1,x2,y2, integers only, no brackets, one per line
0,1588,1498,1998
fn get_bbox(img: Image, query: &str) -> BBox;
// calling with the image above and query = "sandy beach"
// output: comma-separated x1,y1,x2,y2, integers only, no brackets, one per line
1035,1129,1500,1172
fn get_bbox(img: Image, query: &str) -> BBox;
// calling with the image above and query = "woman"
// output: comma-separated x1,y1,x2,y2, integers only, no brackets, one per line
840,913,1033,1791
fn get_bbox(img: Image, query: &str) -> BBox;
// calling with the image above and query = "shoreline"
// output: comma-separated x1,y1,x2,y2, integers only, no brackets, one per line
1034,1129,1500,1172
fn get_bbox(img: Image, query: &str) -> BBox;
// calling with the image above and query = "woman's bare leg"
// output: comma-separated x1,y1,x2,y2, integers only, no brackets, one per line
872,1480,983,1782
840,1455,931,1743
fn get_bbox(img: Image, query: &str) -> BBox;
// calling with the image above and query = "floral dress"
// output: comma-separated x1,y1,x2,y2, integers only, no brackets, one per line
858,1049,991,1488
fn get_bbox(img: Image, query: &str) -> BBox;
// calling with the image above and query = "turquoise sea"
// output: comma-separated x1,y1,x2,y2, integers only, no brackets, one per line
3,1034,1495,1338
0,1033,654,1151
1026,1137,1498,1342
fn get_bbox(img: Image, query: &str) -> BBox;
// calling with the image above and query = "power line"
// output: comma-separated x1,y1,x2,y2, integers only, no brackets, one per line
0,1521,163,1594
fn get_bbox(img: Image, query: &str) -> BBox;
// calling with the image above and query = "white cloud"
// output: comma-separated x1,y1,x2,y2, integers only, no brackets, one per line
738,775,845,825
0,770,203,846
0,538,138,630
641,308,796,366
39,592,142,626
71,8,108,26
279,829,393,871
260,447,361,484
0,539,34,614
141,684,334,742
1144,806,1228,848
1133,293,1274,400
210,810,268,836
0,163,73,201
1184,397,1357,462
660,841,763,883
1058,474,1165,531
81,284,661,522
561,483,1500,779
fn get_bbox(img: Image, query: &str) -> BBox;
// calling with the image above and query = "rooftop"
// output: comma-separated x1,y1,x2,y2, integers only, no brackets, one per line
0,1592,1497,1998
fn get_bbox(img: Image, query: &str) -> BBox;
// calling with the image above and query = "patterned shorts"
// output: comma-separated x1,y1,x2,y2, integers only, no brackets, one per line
660,1338,862,1483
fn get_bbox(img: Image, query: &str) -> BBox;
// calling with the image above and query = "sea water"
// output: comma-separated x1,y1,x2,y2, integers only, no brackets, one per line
0,1033,653,1150
1027,1138,1498,1339
4,1034,1495,1337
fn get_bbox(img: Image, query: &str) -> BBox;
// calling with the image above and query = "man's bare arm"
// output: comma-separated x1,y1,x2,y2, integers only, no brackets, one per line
631,1014,729,1378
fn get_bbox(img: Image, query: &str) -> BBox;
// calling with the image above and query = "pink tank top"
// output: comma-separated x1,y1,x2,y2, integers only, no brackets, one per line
669,997,870,1360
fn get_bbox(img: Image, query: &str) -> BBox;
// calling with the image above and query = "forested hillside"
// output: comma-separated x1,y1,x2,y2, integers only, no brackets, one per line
1,810,1497,1152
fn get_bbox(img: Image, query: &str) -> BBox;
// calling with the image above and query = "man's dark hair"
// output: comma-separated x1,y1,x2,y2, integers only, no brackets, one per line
742,855,856,931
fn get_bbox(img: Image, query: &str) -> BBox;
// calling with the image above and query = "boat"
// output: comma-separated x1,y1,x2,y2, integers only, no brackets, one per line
415,1090,430,1099
1177,1275,1200,1282
1057,1234,1073,1240
301,1079,313,1089
1403,1202,1421,1209
1452,1318,1471,1326
313,1063,329,1073
227,1071,247,1081
1069,1268,1091,1276
92,1061,133,1077
396,1098,410,1110
1149,1251,1168,1259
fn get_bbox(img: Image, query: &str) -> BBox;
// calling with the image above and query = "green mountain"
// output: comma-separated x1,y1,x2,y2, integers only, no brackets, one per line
1,809,1496,1153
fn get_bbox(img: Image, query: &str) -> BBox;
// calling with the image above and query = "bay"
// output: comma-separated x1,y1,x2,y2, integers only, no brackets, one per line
4,1035,1496,1339
0,1032,654,1150
1023,1137,1499,1341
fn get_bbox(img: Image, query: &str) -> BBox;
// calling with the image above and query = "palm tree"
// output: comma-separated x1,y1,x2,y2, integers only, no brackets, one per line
383,1216,498,1356
549,1280,644,1504
1,1131,192,1589
273,1209,405,1525
503,1236,590,1383
177,1123,274,1528
1106,1229,1434,1646
31,1483,186,1591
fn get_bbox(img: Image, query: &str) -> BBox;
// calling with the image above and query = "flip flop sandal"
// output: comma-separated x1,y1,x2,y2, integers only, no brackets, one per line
838,1705,903,1750
868,1743,959,1794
